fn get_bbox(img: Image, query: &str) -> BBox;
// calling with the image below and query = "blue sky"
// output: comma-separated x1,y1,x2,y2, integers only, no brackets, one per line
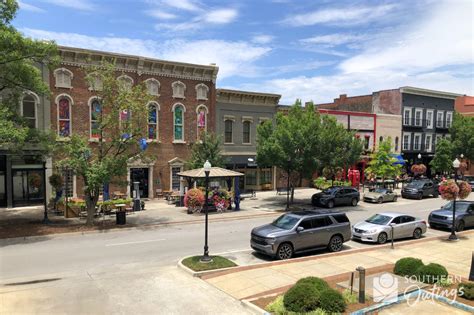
15,0,474,104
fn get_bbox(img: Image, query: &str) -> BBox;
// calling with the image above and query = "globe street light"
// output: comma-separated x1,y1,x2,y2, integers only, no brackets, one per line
417,153,422,159
201,160,212,262
449,158,461,241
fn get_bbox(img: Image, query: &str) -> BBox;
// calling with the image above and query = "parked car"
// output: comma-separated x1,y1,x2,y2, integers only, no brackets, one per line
352,212,427,244
428,201,474,232
401,179,439,199
363,188,398,203
463,175,474,191
250,211,351,260
311,186,360,208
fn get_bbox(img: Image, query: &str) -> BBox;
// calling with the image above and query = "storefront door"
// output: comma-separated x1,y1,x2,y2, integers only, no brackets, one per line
11,169,45,207
130,168,149,198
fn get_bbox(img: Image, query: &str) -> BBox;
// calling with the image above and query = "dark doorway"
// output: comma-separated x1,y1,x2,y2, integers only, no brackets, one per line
11,169,45,207
130,168,149,198
0,156,6,207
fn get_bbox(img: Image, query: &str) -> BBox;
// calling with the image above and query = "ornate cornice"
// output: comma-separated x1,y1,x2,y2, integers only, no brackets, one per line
217,88,280,106
58,46,219,83
400,86,462,100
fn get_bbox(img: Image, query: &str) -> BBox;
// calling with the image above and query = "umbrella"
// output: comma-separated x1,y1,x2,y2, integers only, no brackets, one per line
177,167,244,179
391,154,406,165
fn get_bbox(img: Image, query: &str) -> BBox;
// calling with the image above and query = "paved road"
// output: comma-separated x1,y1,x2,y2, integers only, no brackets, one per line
0,195,465,283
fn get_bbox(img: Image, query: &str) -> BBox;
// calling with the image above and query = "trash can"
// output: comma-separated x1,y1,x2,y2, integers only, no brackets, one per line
116,211,126,225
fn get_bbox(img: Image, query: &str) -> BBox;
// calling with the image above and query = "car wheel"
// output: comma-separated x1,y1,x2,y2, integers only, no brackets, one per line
417,193,423,200
327,200,334,208
456,221,465,232
351,198,358,206
413,228,422,239
377,232,388,244
377,197,383,204
276,243,293,260
393,195,398,202
328,235,343,252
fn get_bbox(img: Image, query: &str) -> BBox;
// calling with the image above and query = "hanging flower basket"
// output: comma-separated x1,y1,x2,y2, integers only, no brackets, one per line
184,188,204,213
212,189,230,212
411,164,427,175
438,180,471,200
29,173,42,189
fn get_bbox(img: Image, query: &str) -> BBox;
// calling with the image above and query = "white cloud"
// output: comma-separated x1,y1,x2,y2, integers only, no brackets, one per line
38,0,96,11
18,1,45,13
146,9,177,20
159,0,201,12
20,28,270,79
300,33,368,47
251,34,274,44
283,4,396,27
202,8,238,24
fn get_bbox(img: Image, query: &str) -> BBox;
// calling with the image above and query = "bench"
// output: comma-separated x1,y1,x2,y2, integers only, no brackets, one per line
239,190,256,200
276,187,290,195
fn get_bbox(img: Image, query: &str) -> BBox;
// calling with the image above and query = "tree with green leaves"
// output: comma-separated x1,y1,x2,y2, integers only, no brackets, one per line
430,138,454,175
365,138,402,183
0,0,58,152
450,113,474,161
54,63,152,225
187,132,226,169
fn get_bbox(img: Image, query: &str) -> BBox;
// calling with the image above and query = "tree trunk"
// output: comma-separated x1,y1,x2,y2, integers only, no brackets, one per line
290,185,295,203
85,192,99,226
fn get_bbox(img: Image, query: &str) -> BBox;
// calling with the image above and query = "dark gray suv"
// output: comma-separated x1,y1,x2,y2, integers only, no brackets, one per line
250,211,351,260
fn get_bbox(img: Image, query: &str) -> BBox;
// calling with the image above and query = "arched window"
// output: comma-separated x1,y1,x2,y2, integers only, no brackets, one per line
89,97,101,139
88,72,103,91
395,136,399,151
173,104,185,141
196,105,208,140
54,68,73,88
22,94,37,128
172,81,186,98
117,75,133,90
56,94,73,137
195,83,209,100
148,102,159,140
120,109,131,134
146,79,160,96
243,121,251,144
224,120,233,143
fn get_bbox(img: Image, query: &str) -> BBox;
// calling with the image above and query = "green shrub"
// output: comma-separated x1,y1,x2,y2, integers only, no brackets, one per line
458,282,474,300
394,257,424,276
296,277,329,291
283,283,321,313
416,263,448,284
319,288,346,313
438,278,453,287
267,295,327,315
342,289,358,304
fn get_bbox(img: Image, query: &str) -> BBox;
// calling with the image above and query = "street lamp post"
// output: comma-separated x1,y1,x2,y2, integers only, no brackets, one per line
449,158,461,241
201,160,212,263
286,158,291,211
42,161,50,224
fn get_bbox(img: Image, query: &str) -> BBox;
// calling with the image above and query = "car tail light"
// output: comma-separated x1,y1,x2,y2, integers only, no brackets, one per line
421,220,427,225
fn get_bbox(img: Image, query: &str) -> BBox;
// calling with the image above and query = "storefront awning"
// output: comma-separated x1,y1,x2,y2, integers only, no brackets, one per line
226,155,257,167
391,154,406,165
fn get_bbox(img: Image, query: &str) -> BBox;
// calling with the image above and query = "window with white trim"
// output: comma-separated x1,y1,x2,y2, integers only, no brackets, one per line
243,121,251,144
403,108,411,125
195,84,209,100
196,105,207,140
395,136,399,151
435,134,443,146
414,108,423,126
413,134,421,151
54,68,73,88
172,81,186,98
90,98,101,139
403,133,411,151
436,111,444,128
22,94,36,128
173,104,185,141
224,120,233,143
426,110,433,129
117,75,133,90
425,134,432,152
148,102,159,140
146,79,160,96
171,166,182,191
57,95,72,137
88,73,102,91
446,111,453,128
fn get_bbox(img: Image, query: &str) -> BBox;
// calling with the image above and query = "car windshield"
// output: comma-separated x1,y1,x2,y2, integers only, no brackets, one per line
322,187,338,194
365,214,392,225
374,188,387,193
272,214,300,230
407,182,424,188
441,202,470,212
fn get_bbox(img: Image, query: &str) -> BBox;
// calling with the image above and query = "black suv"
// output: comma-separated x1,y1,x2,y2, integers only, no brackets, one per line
401,179,439,200
311,186,360,208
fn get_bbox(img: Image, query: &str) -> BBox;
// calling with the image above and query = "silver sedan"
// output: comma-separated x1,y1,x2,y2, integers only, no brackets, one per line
352,212,427,244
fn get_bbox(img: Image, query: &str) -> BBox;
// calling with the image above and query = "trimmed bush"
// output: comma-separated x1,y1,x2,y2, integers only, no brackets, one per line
283,283,321,313
394,257,424,276
296,277,330,291
319,288,346,313
416,263,448,284
458,282,474,300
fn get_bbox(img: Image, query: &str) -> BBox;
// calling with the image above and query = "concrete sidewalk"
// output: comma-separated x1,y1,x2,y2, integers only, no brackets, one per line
203,231,474,300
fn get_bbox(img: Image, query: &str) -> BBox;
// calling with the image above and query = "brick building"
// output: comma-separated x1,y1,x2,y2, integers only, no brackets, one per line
50,46,218,199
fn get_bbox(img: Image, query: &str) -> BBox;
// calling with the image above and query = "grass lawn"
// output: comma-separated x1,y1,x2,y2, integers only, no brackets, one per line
182,255,237,272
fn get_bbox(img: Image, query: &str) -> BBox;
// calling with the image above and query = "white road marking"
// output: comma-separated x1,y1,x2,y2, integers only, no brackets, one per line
105,239,166,247
214,249,251,255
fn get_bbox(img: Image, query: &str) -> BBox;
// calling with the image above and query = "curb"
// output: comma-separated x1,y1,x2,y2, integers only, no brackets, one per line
177,256,242,278
241,299,269,315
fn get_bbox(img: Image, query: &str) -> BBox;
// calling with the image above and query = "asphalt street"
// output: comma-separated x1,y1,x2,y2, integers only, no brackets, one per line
0,194,466,283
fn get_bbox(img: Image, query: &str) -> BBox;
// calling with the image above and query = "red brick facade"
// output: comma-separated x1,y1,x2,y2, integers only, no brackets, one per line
50,47,218,198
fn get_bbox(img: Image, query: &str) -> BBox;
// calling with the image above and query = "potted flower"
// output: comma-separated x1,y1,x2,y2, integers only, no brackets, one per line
212,189,230,212
411,164,427,176
184,188,205,213
439,179,471,201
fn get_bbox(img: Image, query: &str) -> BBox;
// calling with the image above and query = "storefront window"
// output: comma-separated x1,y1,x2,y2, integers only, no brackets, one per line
245,170,257,186
260,169,272,185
